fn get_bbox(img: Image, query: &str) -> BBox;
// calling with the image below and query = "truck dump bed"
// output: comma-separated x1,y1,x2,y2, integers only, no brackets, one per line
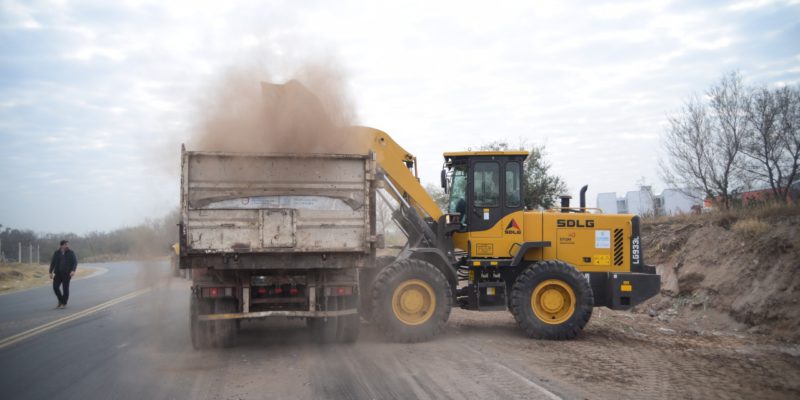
180,149,376,269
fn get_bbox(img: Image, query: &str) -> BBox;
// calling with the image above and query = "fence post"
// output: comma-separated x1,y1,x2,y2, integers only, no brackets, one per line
18,242,22,264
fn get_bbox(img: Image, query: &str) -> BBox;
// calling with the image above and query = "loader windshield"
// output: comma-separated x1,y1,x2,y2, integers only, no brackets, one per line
448,165,467,224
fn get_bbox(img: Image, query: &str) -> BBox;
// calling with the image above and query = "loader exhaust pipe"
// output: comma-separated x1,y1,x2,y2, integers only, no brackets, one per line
579,185,588,211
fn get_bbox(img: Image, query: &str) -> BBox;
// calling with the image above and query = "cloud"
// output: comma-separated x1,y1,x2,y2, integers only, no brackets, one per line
1,0,799,231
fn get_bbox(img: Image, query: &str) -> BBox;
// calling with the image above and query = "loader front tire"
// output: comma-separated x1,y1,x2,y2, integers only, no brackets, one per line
510,260,593,340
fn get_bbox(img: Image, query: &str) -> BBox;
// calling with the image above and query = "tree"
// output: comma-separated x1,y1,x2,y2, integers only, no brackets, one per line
480,140,568,209
661,72,748,209
761,85,800,202
424,183,448,211
660,96,716,202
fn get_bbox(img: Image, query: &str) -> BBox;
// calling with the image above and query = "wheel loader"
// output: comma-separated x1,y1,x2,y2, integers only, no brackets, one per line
353,128,660,341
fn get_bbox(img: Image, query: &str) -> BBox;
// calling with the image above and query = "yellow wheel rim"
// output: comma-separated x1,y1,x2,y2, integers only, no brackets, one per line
391,279,436,326
531,279,576,325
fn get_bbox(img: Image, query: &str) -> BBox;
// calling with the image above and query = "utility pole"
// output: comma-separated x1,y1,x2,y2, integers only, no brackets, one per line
29,244,33,265
37,244,40,264
18,242,22,264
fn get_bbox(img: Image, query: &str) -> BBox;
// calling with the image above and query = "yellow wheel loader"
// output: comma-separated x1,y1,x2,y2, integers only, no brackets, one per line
351,127,660,341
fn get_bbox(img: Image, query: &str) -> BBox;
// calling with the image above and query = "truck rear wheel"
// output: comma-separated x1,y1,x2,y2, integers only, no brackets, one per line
371,259,451,342
190,295,213,349
336,313,360,343
308,295,360,344
510,260,593,340
211,299,237,348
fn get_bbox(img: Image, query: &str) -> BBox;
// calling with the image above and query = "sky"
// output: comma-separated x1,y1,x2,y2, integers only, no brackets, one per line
1,0,799,234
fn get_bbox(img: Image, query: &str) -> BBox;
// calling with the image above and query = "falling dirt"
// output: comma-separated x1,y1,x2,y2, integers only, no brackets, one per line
188,62,364,155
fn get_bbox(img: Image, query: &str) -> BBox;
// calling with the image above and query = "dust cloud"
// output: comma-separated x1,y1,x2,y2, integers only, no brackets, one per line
189,62,364,154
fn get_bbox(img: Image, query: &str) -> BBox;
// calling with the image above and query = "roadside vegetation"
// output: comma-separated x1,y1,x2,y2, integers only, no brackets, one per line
0,209,178,264
0,263,95,293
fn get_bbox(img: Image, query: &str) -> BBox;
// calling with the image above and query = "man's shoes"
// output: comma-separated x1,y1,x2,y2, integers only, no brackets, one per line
55,303,61,309
56,303,64,309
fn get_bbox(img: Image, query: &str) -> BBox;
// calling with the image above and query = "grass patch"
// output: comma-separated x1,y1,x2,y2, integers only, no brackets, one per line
645,202,800,225
731,217,770,236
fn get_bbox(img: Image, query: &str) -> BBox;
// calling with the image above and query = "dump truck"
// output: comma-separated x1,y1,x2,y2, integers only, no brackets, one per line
180,149,377,348
180,81,660,347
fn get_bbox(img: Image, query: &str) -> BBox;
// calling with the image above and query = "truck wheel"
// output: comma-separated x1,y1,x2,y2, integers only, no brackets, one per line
212,299,237,348
371,259,451,343
336,313,360,343
190,295,213,350
308,295,339,344
309,316,338,344
359,255,396,322
510,260,593,340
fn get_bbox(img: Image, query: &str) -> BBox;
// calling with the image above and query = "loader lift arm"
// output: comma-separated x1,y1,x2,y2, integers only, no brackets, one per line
351,126,458,252
353,126,442,222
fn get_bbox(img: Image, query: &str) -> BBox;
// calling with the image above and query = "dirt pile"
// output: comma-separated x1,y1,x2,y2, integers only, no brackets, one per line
640,206,800,341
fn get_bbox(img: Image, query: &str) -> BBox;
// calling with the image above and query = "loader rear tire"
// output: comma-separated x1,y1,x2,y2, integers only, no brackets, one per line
510,260,593,340
371,259,451,343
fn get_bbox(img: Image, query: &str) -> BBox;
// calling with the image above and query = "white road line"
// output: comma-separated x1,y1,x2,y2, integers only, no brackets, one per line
0,287,151,350
490,361,563,400
462,345,563,400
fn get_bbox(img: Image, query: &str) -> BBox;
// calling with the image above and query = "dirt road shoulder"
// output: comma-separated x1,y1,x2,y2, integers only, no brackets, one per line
0,264,100,294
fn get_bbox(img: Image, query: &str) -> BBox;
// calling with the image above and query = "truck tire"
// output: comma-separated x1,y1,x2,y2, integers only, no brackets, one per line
190,295,213,350
212,299,237,348
359,255,396,322
510,260,593,340
308,294,339,344
336,312,360,343
371,258,451,343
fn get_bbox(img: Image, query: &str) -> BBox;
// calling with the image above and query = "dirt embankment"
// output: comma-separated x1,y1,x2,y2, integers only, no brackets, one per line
640,206,800,341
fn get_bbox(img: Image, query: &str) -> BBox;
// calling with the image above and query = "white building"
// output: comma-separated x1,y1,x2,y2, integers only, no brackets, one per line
596,187,699,216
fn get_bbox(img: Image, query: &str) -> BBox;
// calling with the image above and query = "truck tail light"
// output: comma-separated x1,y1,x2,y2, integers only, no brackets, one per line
289,287,299,296
201,287,233,298
324,286,353,296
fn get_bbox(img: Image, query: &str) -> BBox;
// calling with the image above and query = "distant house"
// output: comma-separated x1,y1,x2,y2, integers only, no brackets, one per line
597,187,700,216
704,181,800,208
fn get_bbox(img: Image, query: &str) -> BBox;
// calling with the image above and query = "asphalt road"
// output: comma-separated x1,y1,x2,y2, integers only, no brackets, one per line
1,261,797,400
0,261,581,400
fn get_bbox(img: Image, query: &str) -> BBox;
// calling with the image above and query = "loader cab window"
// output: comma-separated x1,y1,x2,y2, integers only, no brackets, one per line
448,165,468,225
506,162,521,207
474,162,500,207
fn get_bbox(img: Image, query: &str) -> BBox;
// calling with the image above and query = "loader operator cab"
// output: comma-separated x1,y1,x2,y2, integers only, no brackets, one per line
442,151,528,234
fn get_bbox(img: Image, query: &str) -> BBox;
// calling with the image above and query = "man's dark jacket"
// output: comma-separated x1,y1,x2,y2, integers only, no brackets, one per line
50,249,78,276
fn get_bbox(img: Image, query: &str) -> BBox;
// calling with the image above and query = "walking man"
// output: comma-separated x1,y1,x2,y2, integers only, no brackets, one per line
50,240,77,309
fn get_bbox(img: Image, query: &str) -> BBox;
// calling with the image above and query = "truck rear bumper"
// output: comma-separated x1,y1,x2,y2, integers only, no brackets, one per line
199,309,357,321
